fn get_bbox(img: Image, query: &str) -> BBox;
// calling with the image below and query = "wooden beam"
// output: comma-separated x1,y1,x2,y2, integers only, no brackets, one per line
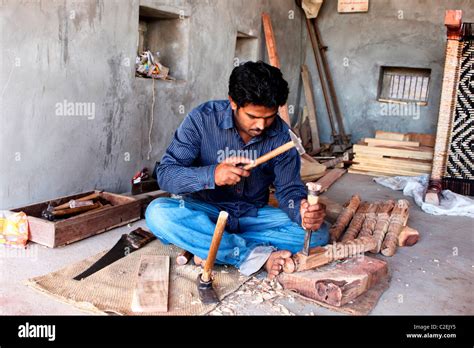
301,64,321,153
365,138,420,148
132,255,170,313
262,13,290,126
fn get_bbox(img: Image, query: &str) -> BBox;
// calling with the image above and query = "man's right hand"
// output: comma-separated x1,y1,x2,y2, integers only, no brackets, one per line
214,156,252,186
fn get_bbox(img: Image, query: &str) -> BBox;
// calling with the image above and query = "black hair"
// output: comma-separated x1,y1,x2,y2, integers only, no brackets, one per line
228,61,289,108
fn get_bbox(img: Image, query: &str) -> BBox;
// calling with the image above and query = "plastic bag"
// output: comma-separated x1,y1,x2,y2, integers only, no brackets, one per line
0,211,29,248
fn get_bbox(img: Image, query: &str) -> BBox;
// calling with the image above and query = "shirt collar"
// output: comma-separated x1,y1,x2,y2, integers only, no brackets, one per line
218,102,281,137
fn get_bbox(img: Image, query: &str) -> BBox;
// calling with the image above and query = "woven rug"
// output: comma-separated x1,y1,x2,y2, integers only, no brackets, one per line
26,240,249,315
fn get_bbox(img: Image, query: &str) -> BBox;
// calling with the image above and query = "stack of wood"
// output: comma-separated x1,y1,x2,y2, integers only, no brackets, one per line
349,131,435,177
329,195,418,256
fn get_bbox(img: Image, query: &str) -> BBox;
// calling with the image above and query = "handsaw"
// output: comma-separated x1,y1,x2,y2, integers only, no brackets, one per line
73,228,156,281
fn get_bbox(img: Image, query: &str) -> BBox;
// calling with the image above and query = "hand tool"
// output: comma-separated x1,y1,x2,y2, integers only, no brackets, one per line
196,211,228,304
242,130,305,170
73,228,156,280
302,182,322,256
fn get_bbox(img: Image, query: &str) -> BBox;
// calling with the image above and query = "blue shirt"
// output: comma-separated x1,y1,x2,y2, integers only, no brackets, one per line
156,100,307,233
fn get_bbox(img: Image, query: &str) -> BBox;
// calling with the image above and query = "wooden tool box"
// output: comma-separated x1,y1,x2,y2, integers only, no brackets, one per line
10,191,141,248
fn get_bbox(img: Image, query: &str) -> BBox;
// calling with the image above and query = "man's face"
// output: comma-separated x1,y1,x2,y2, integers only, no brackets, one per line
229,97,278,139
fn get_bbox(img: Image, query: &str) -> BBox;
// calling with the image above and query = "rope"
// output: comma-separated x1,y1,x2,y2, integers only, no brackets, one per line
147,77,155,160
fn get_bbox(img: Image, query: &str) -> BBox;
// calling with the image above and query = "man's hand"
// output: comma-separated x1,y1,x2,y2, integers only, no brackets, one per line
300,199,326,231
214,156,252,186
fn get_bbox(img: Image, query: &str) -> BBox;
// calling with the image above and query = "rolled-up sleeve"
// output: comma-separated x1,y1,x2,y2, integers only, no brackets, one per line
156,111,217,194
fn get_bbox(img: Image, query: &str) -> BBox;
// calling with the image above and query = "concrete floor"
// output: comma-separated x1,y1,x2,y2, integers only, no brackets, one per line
1,173,473,315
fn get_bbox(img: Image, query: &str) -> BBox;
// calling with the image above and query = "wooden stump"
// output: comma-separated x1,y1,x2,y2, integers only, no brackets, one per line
278,255,388,307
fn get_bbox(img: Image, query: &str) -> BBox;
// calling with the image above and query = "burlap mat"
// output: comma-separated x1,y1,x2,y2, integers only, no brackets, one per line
26,240,249,315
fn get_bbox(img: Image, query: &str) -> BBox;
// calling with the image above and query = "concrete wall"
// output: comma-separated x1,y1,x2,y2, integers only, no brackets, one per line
0,0,305,208
302,0,474,144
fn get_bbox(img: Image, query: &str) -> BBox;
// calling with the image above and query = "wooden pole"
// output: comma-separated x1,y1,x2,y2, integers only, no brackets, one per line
425,10,463,205
262,12,291,126
301,64,321,153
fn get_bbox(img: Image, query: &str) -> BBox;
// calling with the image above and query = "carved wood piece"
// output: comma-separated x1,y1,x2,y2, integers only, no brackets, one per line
329,195,361,242
381,200,410,256
341,202,370,242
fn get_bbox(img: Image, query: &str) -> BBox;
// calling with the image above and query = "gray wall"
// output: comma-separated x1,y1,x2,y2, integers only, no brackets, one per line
0,0,306,208
2,0,473,209
301,0,474,144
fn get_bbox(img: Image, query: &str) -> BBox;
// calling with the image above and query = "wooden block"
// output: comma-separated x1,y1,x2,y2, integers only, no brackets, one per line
353,144,433,161
365,138,420,148
315,168,347,193
278,255,388,307
398,226,419,247
375,130,409,141
132,255,170,313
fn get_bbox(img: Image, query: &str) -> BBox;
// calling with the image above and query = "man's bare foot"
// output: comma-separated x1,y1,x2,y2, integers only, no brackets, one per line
194,255,206,266
264,250,292,280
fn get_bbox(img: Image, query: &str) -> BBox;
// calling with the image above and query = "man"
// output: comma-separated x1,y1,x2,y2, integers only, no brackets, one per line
146,61,328,279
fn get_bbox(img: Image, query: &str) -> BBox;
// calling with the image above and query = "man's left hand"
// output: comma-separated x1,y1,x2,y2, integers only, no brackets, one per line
300,199,326,231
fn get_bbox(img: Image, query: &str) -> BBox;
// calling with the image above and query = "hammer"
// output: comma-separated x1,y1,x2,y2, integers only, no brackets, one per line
197,211,229,304
302,182,322,256
241,130,305,170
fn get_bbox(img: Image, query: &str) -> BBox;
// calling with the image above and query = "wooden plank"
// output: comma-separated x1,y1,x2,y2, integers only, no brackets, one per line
353,155,432,171
351,164,429,176
375,130,409,141
262,13,290,126
348,168,393,177
301,64,320,153
365,138,419,148
315,168,346,193
132,255,170,313
279,255,387,307
406,133,435,147
353,144,433,161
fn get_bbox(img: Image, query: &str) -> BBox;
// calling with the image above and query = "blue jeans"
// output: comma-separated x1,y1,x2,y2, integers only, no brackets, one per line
145,197,329,275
